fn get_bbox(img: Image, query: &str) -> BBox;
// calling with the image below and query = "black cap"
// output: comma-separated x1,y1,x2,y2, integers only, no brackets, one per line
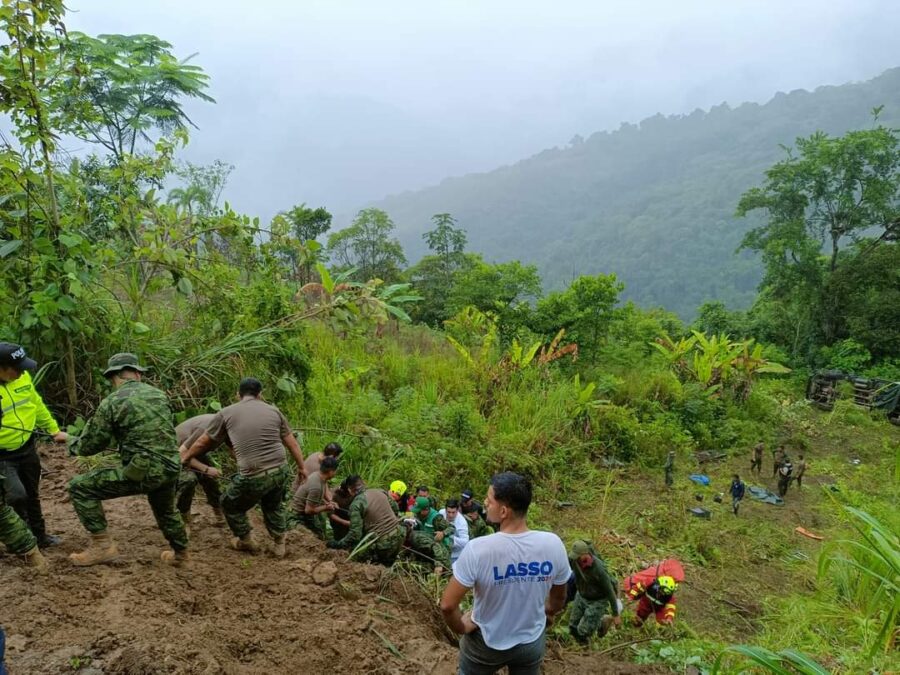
461,489,474,500
0,343,37,372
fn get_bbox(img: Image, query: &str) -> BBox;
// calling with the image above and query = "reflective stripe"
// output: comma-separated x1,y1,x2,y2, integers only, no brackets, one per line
664,603,676,610
1,399,25,414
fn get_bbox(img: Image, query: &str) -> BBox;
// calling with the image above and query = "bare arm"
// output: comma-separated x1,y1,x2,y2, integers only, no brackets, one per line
282,432,307,481
440,577,477,635
182,432,214,464
545,583,567,625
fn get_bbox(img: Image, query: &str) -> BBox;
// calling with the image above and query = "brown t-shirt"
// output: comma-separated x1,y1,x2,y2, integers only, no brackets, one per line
206,399,291,475
177,414,218,450
362,488,400,538
292,470,327,514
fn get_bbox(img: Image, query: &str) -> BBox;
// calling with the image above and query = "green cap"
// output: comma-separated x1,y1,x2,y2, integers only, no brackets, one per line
103,352,149,377
411,496,431,514
570,540,590,557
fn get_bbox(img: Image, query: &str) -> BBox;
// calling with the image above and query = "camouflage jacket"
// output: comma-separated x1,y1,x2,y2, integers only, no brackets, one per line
71,380,179,469
467,515,493,539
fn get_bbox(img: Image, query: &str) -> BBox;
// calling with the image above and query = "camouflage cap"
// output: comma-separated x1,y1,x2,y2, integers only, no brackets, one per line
570,539,591,557
102,352,149,377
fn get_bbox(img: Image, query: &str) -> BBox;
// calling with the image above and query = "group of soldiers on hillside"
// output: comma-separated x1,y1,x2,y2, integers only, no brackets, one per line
750,440,808,498
0,345,493,574
2,343,686,649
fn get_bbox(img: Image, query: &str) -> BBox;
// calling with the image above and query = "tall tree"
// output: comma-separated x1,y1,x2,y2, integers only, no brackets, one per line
327,208,406,282
738,121,900,350
61,32,214,160
531,274,623,358
408,213,469,325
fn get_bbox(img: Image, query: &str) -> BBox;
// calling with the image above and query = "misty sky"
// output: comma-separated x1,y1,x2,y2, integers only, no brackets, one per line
66,0,900,226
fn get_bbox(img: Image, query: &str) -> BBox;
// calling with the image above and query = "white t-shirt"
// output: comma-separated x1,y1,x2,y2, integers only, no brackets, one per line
439,509,470,562
452,530,569,650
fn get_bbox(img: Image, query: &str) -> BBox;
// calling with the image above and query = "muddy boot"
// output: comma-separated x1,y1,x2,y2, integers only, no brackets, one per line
23,545,50,576
69,532,119,567
230,534,260,553
180,511,193,538
211,507,225,527
160,549,190,567
271,533,286,559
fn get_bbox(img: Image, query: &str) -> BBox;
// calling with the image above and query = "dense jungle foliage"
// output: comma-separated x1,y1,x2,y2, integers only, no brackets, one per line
0,2,897,673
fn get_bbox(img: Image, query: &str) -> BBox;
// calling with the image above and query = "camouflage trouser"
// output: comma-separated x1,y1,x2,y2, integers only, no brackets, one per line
356,526,405,566
221,464,290,538
294,512,327,539
68,464,188,551
407,530,451,569
569,593,609,640
175,455,222,515
0,474,36,554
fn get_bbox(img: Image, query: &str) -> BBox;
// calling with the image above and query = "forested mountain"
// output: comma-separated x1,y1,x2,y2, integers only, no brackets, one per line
373,68,900,318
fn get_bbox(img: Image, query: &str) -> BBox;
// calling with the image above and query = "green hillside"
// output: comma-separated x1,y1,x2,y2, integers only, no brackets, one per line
375,68,900,318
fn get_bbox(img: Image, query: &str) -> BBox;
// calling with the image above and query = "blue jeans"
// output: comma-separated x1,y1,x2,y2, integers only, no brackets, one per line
458,629,546,675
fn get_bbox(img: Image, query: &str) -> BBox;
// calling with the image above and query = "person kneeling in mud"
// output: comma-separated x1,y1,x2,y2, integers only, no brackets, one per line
291,456,338,538
326,477,405,566
405,496,453,575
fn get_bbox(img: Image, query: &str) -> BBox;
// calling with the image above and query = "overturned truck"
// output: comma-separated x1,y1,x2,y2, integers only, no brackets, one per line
806,370,900,425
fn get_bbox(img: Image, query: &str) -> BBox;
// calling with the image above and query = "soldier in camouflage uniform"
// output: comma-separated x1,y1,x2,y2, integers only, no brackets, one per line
568,540,620,643
68,353,188,567
407,496,453,573
326,477,405,566
462,501,493,539
0,473,47,574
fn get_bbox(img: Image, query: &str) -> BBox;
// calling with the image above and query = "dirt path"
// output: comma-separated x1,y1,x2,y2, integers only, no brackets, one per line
1,448,661,674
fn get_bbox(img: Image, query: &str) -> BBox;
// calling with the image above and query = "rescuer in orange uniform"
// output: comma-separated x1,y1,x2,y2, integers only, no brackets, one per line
624,559,684,626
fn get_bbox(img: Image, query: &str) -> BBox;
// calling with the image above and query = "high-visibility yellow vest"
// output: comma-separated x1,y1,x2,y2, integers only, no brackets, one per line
0,371,59,450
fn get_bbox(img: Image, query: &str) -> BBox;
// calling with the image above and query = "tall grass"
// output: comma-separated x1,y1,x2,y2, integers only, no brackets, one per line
818,506,899,657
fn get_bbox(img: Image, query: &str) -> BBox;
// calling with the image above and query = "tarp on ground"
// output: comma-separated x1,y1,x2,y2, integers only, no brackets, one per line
689,474,710,486
748,485,784,506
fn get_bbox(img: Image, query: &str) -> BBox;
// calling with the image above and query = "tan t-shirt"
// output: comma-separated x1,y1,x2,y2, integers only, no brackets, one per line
303,452,323,477
177,414,217,449
206,399,290,475
362,489,400,538
292,470,327,514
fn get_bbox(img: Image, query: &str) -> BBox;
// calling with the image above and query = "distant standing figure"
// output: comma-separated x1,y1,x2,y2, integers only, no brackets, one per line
750,440,764,475
772,445,786,478
777,457,793,498
794,454,808,488
729,474,745,515
664,451,675,487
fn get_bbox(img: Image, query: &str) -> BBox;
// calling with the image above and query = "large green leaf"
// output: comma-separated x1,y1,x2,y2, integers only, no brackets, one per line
0,239,23,257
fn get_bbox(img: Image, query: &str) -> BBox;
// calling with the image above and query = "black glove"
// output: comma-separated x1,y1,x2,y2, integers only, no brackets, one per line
326,540,342,549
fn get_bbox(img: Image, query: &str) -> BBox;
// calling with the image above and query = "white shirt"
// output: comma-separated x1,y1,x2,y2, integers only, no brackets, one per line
452,530,569,650
439,509,470,562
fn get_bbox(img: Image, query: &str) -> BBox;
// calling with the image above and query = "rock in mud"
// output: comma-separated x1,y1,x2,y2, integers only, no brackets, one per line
312,561,338,586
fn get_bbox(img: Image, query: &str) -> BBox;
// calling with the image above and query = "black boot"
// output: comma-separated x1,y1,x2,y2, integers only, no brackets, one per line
37,533,62,548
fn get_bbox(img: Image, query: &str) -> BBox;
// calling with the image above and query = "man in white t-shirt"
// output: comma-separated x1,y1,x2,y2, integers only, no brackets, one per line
440,472,569,675
439,498,470,564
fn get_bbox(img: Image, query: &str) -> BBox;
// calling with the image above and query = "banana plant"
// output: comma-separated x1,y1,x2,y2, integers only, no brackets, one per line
507,337,543,369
